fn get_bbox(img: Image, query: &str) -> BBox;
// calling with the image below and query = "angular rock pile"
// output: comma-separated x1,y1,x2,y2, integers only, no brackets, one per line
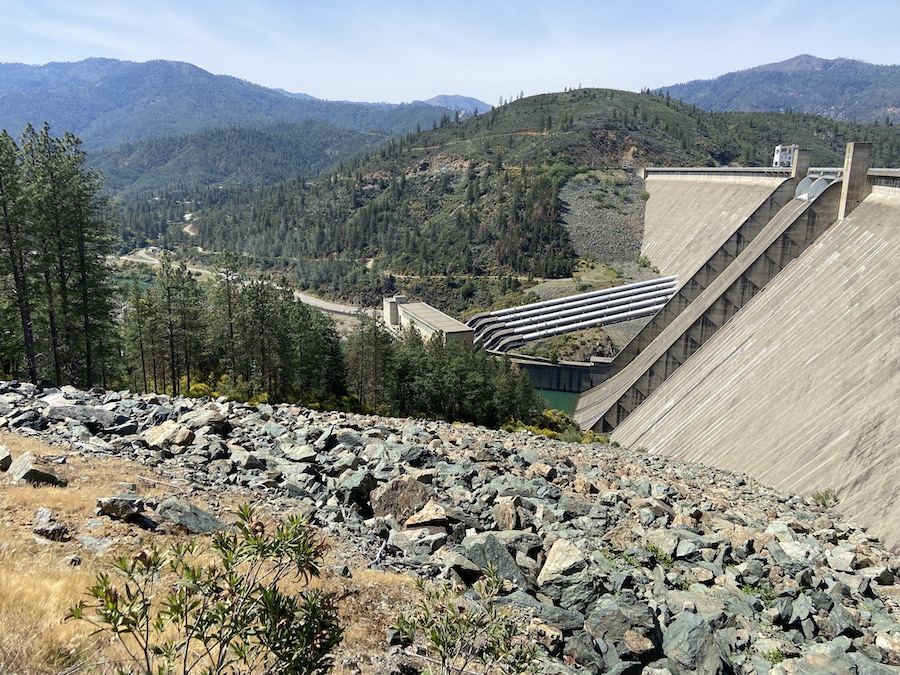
2,380,900,674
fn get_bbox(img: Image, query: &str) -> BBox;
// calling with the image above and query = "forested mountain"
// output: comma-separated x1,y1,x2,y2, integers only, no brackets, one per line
658,55,900,123
0,58,458,149
89,121,386,197
127,88,899,312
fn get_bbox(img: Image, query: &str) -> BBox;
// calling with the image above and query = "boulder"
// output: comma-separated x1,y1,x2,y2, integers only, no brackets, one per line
405,499,449,528
32,506,69,540
155,497,224,533
336,469,376,514
459,533,529,589
179,407,232,435
370,474,429,521
7,452,68,487
44,404,122,432
537,538,588,586
97,494,145,520
662,611,729,674
144,420,195,448
585,591,662,669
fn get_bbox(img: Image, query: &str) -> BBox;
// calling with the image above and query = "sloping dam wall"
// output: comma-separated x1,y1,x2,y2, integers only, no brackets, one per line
640,168,796,282
598,154,900,549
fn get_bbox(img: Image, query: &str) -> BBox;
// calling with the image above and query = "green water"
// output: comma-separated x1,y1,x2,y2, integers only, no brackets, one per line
536,389,580,415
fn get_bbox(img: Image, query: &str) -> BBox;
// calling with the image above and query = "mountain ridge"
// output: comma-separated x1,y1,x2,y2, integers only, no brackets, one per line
0,58,461,148
658,54,900,122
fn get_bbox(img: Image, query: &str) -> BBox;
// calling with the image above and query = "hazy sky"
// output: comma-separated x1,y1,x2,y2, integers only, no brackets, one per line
1,0,898,104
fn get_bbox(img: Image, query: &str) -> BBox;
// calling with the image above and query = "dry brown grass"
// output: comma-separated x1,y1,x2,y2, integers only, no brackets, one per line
0,431,417,674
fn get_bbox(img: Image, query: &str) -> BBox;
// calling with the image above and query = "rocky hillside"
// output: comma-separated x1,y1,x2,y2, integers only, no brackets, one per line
3,380,900,674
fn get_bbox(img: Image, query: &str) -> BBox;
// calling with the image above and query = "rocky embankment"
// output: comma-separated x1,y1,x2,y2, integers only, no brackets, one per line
3,380,900,674
559,173,645,266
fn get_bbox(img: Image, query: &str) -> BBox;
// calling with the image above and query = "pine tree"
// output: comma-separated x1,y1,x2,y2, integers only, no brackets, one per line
0,125,115,386
0,131,37,381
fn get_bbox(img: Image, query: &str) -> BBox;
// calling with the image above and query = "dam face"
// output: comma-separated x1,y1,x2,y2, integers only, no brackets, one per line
576,144,900,550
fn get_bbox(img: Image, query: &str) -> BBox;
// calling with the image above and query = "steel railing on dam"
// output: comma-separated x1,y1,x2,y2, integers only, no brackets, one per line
468,277,677,352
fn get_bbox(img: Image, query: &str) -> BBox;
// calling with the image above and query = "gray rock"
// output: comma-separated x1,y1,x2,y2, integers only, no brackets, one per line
585,591,661,670
7,452,68,487
662,611,729,674
44,404,122,432
155,497,225,533
538,538,588,586
500,590,586,632
76,534,115,556
97,494,145,519
105,420,139,436
282,444,317,463
144,420,195,448
460,533,529,589
370,474,429,521
179,407,232,434
229,448,266,470
262,420,289,438
336,469,376,514
0,445,10,471
563,631,606,672
389,528,445,556
32,506,68,540
769,639,858,674
848,650,900,675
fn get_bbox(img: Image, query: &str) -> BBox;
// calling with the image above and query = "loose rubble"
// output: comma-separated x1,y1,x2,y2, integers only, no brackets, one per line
2,379,900,674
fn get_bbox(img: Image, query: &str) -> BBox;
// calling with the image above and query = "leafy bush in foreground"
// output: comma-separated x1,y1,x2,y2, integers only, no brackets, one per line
69,503,342,675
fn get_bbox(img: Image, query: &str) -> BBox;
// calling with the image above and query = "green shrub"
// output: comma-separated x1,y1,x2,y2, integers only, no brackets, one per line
644,541,673,566
187,382,213,398
394,564,537,674
811,488,839,508
68,504,342,675
762,648,785,664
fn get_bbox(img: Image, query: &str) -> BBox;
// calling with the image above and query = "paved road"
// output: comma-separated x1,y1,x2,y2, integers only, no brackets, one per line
116,249,365,316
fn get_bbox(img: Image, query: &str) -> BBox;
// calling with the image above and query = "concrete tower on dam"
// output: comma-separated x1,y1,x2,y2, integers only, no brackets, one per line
574,143,900,551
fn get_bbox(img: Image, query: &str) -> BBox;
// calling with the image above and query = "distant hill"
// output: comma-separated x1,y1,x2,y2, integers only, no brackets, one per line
273,89,319,100
137,88,897,311
422,95,492,115
0,58,457,148
90,121,384,197
658,55,900,122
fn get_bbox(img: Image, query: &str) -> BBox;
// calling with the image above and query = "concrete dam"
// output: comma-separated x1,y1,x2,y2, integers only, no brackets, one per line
573,143,900,551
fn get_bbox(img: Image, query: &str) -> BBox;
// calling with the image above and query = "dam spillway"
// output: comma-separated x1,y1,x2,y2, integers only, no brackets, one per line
574,143,900,550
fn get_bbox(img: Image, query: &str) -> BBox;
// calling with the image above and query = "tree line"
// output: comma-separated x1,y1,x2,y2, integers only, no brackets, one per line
0,124,117,387
121,255,345,405
121,259,541,428
345,315,540,428
1,125,544,429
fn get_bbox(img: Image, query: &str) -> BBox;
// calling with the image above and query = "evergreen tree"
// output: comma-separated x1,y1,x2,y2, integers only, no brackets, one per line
0,125,115,386
0,130,37,381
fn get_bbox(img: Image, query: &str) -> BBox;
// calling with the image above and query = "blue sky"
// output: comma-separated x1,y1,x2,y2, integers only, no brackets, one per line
1,0,898,104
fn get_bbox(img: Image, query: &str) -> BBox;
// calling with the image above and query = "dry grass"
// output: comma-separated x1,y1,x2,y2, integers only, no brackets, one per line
0,431,417,674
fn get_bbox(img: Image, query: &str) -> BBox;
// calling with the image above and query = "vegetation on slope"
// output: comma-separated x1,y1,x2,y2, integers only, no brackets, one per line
117,88,900,313
659,55,900,123
90,121,387,198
